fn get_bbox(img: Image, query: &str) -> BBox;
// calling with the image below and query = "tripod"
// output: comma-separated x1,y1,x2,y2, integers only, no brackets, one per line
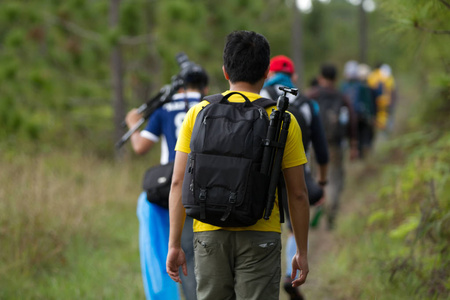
261,86,298,220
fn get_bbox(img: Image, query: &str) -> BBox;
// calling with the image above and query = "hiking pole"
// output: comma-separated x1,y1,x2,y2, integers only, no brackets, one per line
115,76,183,149
263,87,298,220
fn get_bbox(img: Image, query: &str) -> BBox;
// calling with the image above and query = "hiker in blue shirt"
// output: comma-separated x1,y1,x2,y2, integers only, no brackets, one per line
126,63,209,300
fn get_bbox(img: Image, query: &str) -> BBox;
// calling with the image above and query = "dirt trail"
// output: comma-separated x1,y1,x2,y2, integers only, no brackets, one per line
278,207,338,300
279,160,369,300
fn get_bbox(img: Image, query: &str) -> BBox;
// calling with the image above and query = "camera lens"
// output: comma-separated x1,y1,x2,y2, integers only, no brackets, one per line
176,52,190,69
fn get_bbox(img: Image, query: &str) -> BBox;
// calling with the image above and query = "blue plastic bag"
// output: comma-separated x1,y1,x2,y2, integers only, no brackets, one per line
137,192,180,300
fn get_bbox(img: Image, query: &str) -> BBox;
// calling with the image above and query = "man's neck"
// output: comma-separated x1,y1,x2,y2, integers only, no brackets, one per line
229,81,264,94
319,80,335,89
177,88,200,93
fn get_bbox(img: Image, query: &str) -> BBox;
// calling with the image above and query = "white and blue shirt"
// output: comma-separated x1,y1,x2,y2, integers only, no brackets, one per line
140,91,202,164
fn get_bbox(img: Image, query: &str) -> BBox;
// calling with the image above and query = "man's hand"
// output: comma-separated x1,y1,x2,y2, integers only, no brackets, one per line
166,247,187,284
290,252,309,287
125,108,141,128
314,189,326,207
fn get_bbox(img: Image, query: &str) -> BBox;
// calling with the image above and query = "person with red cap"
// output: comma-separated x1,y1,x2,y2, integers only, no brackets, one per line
263,55,297,91
261,56,329,300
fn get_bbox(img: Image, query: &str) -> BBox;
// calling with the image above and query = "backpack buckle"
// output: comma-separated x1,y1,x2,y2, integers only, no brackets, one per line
220,192,237,222
229,192,237,203
199,189,207,220
199,189,207,201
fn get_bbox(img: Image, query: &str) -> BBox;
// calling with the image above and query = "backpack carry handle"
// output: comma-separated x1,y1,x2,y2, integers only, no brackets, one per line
220,92,253,107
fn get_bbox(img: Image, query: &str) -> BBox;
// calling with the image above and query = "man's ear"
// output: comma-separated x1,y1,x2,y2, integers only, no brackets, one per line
222,66,230,80
264,67,270,79
291,73,299,84
267,70,276,79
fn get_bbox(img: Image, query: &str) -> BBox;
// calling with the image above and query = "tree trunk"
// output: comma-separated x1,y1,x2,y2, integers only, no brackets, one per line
291,7,304,88
359,0,368,63
110,0,126,159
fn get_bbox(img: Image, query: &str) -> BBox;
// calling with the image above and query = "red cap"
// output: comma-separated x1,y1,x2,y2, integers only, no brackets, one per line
269,55,295,74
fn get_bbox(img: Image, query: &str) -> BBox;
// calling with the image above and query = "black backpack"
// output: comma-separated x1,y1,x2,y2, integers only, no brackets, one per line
182,92,277,227
341,80,374,123
289,95,313,148
142,161,174,208
314,87,347,144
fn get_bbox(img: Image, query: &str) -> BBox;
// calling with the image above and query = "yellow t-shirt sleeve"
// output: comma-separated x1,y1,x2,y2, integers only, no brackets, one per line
175,100,209,154
276,110,308,169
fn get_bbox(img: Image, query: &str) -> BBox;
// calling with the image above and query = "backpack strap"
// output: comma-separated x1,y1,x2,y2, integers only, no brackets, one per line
203,93,225,104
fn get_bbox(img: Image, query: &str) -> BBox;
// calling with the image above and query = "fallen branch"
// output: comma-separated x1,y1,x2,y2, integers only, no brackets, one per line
439,0,450,10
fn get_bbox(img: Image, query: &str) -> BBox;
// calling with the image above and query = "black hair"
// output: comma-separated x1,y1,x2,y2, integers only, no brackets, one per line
182,64,209,90
223,30,270,84
320,63,337,81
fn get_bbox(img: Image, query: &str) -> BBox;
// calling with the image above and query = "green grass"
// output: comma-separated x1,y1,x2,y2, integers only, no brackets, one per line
302,130,450,300
0,151,148,299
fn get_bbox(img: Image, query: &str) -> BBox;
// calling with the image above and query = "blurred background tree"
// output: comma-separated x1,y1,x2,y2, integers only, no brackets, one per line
0,0,448,156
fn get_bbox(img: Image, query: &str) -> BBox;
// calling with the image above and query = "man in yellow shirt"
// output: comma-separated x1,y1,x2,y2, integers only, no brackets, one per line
166,30,310,300
367,63,396,132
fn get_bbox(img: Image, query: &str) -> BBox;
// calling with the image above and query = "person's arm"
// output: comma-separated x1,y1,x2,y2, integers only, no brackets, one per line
283,165,310,287
309,100,329,184
125,108,155,155
317,164,328,186
166,151,188,283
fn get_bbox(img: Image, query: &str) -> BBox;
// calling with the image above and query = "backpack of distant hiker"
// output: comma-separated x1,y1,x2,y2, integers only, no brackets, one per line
341,81,373,123
314,87,348,144
356,83,376,123
182,92,278,227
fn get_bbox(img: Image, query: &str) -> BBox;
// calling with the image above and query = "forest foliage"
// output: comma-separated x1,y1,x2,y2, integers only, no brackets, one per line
4,0,447,157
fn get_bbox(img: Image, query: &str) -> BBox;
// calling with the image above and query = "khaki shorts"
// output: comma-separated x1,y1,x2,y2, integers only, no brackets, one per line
194,230,281,300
